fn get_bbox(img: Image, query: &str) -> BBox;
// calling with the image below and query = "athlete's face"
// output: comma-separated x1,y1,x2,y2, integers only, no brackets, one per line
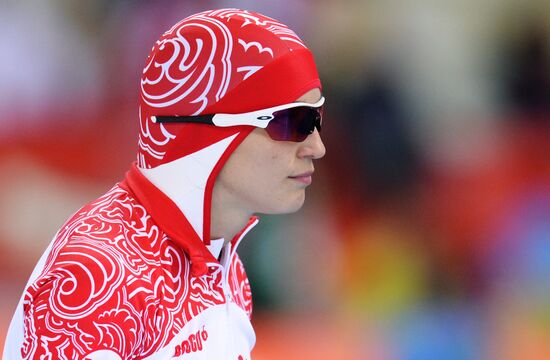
214,88,326,215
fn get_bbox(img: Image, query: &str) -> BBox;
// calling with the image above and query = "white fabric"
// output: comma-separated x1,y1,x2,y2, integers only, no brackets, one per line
139,134,238,240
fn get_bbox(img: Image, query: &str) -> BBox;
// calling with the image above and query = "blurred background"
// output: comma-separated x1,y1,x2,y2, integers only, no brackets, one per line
1,0,549,359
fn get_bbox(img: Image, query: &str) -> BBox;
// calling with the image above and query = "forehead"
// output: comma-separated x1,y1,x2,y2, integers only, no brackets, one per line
296,88,322,104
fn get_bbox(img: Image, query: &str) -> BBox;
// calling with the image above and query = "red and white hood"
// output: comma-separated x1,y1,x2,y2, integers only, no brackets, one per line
134,8,321,259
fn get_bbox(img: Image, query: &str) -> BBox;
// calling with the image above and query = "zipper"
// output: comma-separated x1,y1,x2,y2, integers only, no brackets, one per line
220,243,232,302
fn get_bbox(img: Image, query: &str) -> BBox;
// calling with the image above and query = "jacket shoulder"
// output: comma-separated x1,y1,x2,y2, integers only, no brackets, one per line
20,185,166,359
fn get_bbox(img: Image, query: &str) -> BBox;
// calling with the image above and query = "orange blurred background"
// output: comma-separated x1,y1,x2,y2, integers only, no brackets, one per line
1,1,550,359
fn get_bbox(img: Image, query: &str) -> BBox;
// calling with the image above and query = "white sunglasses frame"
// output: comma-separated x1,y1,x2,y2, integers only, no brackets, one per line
151,96,325,128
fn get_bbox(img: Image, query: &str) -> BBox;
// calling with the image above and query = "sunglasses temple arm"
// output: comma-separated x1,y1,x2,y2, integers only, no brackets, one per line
151,114,215,124
212,113,270,128
151,113,268,128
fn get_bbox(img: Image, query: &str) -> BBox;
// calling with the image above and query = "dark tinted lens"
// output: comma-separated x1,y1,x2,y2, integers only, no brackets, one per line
265,106,322,142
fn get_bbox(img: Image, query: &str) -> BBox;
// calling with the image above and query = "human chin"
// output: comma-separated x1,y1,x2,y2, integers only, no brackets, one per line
262,190,306,215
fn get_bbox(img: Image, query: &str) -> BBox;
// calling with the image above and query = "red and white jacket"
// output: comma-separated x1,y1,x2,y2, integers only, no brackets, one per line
4,162,258,359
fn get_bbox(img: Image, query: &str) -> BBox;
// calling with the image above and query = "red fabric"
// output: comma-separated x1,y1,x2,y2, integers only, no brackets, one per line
123,162,217,276
137,9,321,168
17,184,253,358
203,49,322,114
161,124,251,165
121,161,259,275
202,129,255,243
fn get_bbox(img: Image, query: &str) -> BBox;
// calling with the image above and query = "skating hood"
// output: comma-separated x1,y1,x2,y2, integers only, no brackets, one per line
130,9,321,273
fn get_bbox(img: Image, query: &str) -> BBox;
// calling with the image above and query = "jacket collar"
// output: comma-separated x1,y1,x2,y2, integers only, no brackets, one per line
121,163,258,276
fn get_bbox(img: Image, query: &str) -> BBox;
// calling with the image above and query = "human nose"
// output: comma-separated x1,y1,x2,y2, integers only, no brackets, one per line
297,129,326,160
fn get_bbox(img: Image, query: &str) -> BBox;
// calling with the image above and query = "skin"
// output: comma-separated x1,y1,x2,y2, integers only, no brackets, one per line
211,88,326,242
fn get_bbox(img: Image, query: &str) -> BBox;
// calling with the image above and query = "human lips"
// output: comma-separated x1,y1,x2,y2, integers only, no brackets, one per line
289,171,314,185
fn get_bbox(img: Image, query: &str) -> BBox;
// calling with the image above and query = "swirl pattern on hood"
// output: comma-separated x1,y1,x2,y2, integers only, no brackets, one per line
138,8,321,168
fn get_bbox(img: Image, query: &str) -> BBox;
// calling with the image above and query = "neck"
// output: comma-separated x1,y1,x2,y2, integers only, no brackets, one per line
210,207,251,245
210,187,252,244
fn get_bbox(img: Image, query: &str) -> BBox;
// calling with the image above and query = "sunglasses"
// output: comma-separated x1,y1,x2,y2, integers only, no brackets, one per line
151,97,325,142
